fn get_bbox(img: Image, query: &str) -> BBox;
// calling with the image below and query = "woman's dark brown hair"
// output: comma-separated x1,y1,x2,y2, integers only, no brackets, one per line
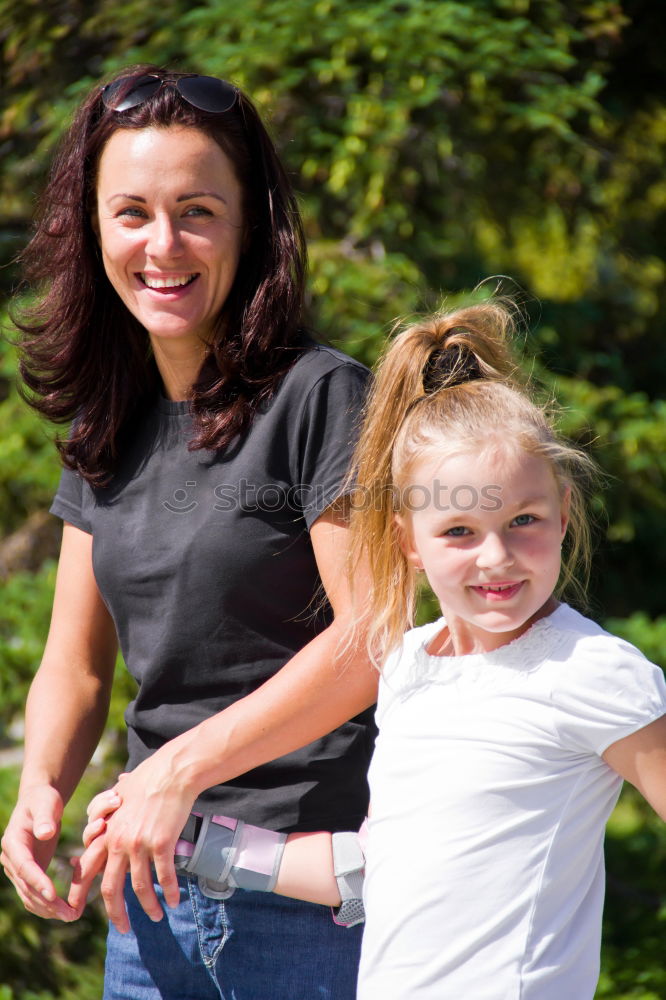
13,65,307,485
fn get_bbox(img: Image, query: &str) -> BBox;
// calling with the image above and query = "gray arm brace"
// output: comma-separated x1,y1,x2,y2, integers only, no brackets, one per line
175,813,365,925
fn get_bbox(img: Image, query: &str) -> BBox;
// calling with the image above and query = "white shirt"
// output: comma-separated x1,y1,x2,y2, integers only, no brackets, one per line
358,605,666,1000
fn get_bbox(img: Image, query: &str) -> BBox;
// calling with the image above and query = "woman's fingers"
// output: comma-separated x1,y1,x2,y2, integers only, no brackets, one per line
0,789,77,920
99,843,132,934
82,815,107,848
153,844,181,910
128,851,164,923
101,813,167,931
88,756,194,927
68,834,108,915
2,843,79,921
86,787,121,824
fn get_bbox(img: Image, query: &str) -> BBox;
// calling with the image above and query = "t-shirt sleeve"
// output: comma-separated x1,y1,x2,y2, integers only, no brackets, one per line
552,636,666,756
293,362,370,529
49,466,92,534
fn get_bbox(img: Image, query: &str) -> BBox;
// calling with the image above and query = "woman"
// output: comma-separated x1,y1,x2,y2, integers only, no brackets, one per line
0,66,377,999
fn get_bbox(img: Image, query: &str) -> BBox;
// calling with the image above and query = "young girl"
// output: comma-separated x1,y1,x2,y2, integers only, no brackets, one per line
74,300,666,999
348,299,666,998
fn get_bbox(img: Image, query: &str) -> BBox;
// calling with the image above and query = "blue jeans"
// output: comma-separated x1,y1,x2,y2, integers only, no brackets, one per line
103,875,362,999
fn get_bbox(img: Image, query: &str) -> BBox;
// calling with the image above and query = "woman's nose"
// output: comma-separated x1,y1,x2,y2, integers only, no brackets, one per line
146,214,184,259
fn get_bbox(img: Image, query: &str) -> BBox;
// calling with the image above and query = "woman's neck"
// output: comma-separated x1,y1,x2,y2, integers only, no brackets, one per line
151,338,208,402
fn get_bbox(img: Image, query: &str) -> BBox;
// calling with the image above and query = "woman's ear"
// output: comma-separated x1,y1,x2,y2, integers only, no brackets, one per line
394,513,423,570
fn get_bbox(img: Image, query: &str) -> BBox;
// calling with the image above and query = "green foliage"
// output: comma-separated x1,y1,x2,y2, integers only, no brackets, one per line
0,326,60,533
601,785,666,999
539,371,666,617
0,564,57,732
605,614,666,668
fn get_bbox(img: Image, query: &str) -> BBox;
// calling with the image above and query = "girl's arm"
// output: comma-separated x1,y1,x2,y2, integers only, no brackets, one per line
603,715,666,818
0,524,118,920
76,505,377,933
274,832,341,906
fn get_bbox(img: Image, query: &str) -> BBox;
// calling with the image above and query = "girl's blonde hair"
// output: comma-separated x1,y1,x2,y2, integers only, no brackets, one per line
348,300,598,666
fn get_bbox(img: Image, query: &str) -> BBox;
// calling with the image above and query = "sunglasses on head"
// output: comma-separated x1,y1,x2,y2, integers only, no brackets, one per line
101,73,238,114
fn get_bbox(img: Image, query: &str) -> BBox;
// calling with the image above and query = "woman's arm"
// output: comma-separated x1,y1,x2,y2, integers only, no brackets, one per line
88,505,377,932
0,523,118,920
603,714,666,819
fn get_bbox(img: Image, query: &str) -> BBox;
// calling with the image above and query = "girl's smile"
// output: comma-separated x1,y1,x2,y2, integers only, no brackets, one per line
397,446,570,655
471,581,524,600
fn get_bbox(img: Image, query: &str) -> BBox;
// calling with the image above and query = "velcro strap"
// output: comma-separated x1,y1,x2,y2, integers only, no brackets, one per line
331,832,365,927
175,812,286,900
190,814,238,884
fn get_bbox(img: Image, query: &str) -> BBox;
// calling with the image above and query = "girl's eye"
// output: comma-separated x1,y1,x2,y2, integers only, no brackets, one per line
512,513,535,527
445,525,470,537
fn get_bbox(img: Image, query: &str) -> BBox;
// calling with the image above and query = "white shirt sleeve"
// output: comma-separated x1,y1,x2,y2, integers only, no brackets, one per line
551,633,666,755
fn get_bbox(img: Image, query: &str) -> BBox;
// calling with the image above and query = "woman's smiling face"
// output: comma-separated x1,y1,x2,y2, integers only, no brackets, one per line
94,125,245,350
396,445,570,654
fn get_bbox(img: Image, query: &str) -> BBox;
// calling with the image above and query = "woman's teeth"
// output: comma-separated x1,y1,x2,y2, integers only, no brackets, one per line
141,274,197,288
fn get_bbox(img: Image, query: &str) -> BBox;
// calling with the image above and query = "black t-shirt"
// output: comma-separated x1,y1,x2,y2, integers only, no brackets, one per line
51,343,374,831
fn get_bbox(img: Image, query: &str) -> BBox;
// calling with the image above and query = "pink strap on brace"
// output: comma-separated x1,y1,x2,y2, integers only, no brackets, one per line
235,823,286,876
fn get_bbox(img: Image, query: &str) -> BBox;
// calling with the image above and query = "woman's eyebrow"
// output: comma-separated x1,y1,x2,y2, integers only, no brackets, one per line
105,191,228,204
107,193,146,203
177,190,227,203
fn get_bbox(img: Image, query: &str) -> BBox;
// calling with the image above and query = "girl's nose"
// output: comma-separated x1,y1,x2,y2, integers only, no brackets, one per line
476,532,514,570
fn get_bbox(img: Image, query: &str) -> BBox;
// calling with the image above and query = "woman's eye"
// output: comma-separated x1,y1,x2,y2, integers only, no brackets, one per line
512,513,535,527
117,206,146,218
184,205,212,217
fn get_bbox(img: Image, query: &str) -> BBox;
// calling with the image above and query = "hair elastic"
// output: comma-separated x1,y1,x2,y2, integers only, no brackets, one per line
422,343,482,394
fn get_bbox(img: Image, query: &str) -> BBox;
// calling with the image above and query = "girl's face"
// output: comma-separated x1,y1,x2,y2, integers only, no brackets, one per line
397,446,569,655
94,125,245,351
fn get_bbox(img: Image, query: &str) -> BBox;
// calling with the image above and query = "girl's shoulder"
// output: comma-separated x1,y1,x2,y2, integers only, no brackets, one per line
549,604,657,670
544,605,666,754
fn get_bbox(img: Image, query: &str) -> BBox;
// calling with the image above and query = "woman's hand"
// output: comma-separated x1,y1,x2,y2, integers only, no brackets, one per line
66,785,122,916
82,783,124,846
3,525,118,922
0,786,79,921
91,752,196,933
